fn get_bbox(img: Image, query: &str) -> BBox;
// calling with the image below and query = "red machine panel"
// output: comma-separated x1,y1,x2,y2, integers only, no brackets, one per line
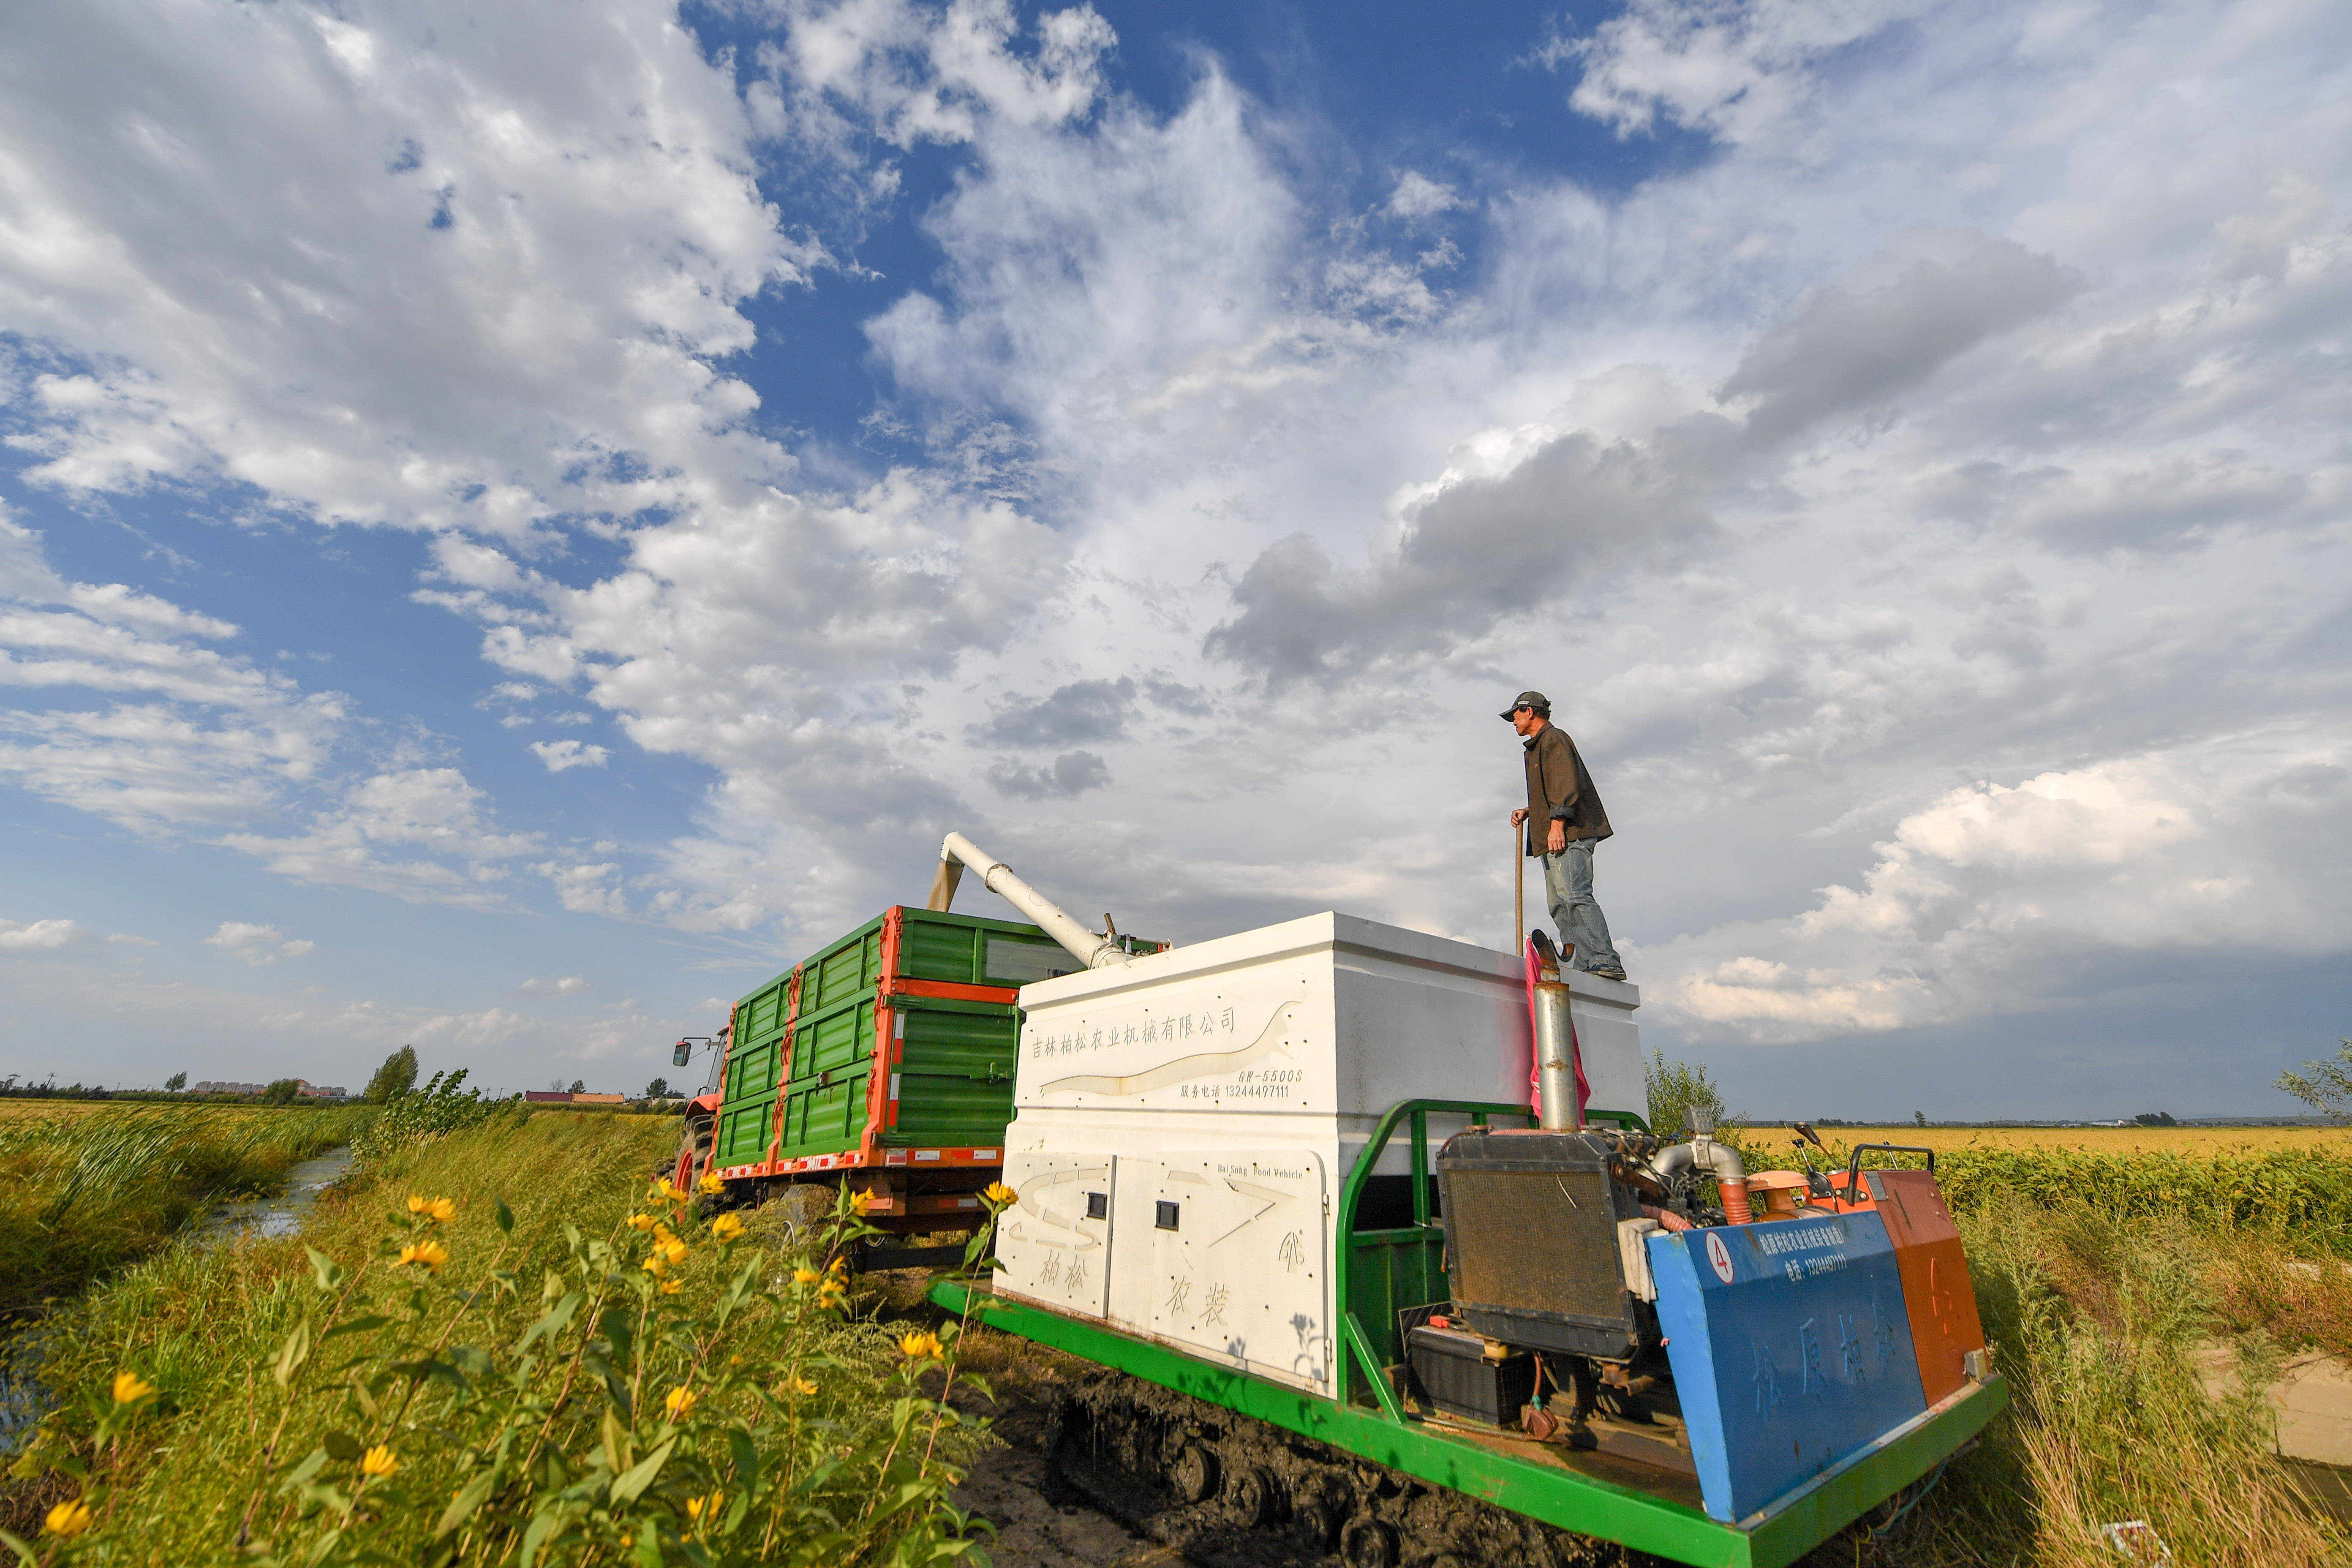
1865,1168,1986,1405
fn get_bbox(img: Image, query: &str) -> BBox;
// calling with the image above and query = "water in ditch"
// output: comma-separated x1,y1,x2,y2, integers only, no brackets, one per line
200,1143,354,1241
0,1144,356,1455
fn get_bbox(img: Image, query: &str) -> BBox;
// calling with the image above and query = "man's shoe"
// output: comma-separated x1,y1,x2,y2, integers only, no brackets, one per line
1588,967,1628,983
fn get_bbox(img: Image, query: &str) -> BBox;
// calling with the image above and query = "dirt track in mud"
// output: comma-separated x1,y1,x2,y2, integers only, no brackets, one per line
950,1397,1192,1568
941,1313,1316,1568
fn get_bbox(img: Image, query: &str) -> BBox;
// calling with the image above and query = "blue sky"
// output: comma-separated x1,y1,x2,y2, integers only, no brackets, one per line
1,0,2346,1117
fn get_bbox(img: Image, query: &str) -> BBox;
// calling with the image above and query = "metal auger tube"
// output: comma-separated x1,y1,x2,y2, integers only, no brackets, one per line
932,831,1130,970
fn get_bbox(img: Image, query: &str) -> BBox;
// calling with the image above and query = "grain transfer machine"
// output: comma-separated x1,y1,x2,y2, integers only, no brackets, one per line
687,835,2006,1566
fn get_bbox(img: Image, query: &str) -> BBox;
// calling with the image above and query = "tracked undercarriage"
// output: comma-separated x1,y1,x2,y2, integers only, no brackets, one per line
1045,1368,1635,1568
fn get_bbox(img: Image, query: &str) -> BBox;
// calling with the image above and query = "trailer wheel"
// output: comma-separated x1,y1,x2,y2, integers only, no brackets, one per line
1341,1516,1401,1568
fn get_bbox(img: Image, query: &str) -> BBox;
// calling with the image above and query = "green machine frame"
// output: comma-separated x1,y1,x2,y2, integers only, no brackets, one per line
930,1098,2008,1568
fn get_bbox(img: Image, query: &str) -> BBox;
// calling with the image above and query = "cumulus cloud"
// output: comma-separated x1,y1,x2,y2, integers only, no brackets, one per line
1718,231,2078,444
0,0,813,534
1549,0,1938,142
530,739,610,772
205,922,315,965
518,974,592,996
1642,729,2352,1041
1,0,2348,1113
220,768,541,908
988,749,1110,798
1386,171,1460,220
969,678,1136,746
0,917,82,952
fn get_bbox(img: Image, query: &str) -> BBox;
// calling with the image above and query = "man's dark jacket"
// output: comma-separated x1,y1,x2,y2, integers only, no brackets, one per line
1523,723,1612,853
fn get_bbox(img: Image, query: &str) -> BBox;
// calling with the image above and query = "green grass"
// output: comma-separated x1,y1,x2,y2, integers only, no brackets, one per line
6,1109,994,1565
1862,1198,2352,1568
0,1105,374,1318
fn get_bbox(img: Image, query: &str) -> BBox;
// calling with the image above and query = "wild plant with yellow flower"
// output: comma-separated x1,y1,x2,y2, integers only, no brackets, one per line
44,1497,95,1538
19,1118,991,1566
394,1237,449,1273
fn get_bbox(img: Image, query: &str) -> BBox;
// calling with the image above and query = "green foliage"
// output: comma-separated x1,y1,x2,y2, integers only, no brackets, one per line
2134,1111,2179,1127
1643,1047,1731,1138
350,1070,508,1168
13,1114,1006,1566
1906,1199,2352,1565
644,1077,671,1101
163,1074,186,1094
362,1046,419,1106
2277,1039,2352,1122
261,1079,302,1107
569,1078,587,1094
0,1106,370,1312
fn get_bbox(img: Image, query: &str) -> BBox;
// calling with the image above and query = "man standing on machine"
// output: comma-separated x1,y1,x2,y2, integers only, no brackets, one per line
1505,690,1626,981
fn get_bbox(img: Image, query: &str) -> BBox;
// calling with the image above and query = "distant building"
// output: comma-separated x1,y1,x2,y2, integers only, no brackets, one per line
524,1090,625,1105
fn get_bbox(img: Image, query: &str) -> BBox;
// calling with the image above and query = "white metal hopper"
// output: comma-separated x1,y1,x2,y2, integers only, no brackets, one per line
991,910,1644,1395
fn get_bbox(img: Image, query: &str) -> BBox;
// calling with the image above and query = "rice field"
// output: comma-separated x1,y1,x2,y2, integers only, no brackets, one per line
1774,1123,2352,1155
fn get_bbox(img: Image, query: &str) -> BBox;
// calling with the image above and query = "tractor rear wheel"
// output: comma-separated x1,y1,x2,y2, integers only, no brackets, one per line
670,1113,713,1192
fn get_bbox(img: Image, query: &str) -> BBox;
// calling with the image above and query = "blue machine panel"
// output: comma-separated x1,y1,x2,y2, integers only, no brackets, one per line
1647,1213,1928,1522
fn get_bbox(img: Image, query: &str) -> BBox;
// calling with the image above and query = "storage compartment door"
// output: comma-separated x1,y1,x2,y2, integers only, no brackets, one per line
777,1001,876,1161
714,1036,782,1167
993,1152,1115,1317
1149,1152,1329,1393
887,995,1021,1148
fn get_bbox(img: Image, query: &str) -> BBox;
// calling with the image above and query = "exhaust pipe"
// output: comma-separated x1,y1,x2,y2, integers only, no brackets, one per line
1533,975,1582,1132
1528,931,1584,1132
928,832,1131,971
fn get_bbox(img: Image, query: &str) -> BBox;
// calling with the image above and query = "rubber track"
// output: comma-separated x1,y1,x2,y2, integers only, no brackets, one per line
1044,1365,1654,1568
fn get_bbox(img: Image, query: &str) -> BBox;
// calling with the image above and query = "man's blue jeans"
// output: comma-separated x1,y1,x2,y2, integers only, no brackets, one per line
1542,839,1623,975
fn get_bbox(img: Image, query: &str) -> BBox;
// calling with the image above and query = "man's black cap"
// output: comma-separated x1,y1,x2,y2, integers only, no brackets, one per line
1499,690,1549,719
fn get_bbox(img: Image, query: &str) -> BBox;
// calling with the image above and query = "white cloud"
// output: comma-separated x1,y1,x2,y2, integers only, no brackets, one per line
0,917,82,952
530,739,610,772
1641,728,2352,1040
0,0,812,537
220,768,542,908
1549,0,1939,142
204,921,315,965
0,0,2347,1109
518,974,592,996
1386,170,1459,220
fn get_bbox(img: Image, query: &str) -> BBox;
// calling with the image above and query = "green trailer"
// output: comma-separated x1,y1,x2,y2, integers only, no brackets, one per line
670,905,1155,1236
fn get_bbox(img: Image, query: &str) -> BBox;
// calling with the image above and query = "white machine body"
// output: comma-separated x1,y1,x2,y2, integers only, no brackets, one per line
991,911,1644,1396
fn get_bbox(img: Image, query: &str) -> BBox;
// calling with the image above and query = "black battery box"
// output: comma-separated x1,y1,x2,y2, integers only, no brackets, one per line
1404,1322,1536,1425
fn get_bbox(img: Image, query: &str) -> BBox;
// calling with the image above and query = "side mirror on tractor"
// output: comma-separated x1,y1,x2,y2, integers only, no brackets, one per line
672,1040,692,1067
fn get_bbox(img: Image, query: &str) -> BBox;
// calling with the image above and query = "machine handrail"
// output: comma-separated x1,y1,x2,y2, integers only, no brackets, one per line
1841,1141,1937,1196
1331,1098,1654,1416
1331,1098,1535,1413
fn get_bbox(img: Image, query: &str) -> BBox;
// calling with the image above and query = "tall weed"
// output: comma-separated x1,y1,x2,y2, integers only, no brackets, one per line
348,1071,507,1167
0,1107,370,1315
1892,1198,2351,1568
8,1112,1002,1566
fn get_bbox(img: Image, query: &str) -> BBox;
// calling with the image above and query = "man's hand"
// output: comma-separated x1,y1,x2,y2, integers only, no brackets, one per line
1546,821,1568,855
1511,808,1529,827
